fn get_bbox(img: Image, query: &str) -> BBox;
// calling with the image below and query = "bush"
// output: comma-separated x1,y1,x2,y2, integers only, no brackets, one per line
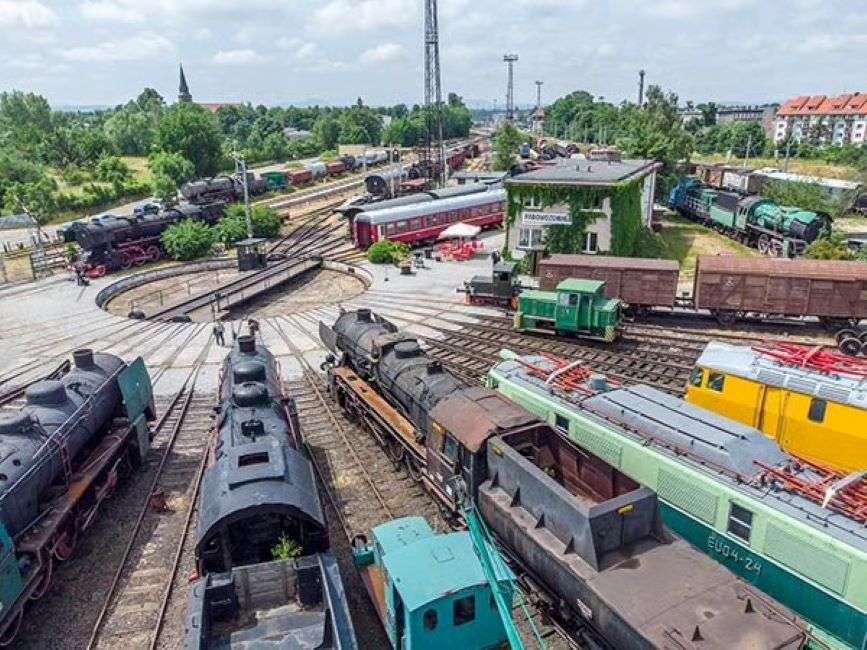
803,232,855,260
367,239,409,264
161,219,215,260
221,204,282,241
213,214,248,246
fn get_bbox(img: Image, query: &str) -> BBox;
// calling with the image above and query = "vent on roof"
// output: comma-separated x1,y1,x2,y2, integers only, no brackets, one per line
787,377,817,395
816,384,851,403
756,369,786,385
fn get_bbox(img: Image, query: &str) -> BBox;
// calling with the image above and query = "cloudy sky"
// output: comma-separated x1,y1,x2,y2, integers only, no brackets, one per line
3,0,867,108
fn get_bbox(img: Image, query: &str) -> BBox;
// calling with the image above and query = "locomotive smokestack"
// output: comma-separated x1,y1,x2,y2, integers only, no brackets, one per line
73,349,96,369
238,335,256,355
357,309,372,322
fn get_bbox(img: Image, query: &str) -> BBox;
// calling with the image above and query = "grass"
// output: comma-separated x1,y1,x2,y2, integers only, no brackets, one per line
692,153,861,182
833,216,867,234
656,213,760,279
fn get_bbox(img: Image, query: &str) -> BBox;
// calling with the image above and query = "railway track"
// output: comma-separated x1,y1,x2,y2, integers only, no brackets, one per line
271,315,576,649
86,347,213,650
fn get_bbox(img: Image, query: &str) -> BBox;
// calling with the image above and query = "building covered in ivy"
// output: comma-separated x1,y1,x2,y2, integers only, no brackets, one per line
504,153,661,268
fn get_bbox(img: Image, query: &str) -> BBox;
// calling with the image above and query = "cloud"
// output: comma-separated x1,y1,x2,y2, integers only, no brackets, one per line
311,0,414,34
0,1,57,28
296,43,319,61
360,42,407,64
645,0,753,19
61,33,175,62
213,48,269,64
793,33,867,54
80,1,143,22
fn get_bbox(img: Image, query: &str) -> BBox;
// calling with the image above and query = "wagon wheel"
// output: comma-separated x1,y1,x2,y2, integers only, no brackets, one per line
836,329,859,345
859,330,867,343
53,524,78,561
839,337,862,357
404,456,423,483
28,555,53,600
715,310,738,326
118,252,133,270
0,609,23,648
757,234,770,254
146,245,161,262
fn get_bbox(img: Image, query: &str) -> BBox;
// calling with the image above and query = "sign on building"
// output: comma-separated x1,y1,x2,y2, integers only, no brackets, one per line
521,211,571,226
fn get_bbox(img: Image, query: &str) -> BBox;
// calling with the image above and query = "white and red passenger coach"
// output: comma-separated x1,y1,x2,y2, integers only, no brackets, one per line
351,188,506,248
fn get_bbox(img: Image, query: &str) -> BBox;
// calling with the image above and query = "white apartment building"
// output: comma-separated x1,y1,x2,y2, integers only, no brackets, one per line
774,93,867,146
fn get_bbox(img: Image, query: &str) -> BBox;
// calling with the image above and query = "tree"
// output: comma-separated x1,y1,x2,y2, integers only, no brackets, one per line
492,122,522,171
312,115,341,150
803,232,855,260
148,151,195,186
45,127,115,170
152,174,179,204
95,156,132,190
3,176,58,227
161,219,215,260
0,148,47,200
104,109,156,155
0,91,52,159
762,180,849,218
156,104,225,177
218,204,282,243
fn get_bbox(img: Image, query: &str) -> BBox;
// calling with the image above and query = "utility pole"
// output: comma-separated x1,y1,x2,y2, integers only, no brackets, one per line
638,69,646,107
503,54,518,121
424,0,446,187
234,152,253,239
742,133,752,169
535,81,543,109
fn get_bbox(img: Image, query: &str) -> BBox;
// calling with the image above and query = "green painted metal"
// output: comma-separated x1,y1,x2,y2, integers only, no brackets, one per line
0,521,22,627
515,279,621,338
487,363,867,650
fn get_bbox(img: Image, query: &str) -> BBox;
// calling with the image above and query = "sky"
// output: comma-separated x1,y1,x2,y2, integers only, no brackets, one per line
2,0,867,109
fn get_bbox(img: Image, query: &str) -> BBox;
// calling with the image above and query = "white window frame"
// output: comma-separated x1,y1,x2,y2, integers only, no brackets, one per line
583,231,598,253
517,226,544,250
523,195,543,210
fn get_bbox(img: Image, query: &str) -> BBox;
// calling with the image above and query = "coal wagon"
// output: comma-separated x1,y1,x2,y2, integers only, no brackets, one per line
694,255,867,326
538,254,680,309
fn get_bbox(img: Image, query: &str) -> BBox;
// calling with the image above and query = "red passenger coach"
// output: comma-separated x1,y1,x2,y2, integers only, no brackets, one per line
352,188,506,249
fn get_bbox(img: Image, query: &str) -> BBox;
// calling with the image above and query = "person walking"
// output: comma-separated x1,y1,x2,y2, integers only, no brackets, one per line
213,320,225,346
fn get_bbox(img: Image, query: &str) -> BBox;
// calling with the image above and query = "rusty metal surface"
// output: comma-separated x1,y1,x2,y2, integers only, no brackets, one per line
429,386,537,453
695,256,867,317
539,255,680,306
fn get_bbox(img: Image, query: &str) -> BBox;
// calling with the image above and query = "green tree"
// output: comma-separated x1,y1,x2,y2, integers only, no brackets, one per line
161,219,215,260
95,156,132,190
492,122,523,171
803,232,855,260
152,173,179,204
312,115,341,150
156,104,225,177
45,127,115,170
221,203,282,241
0,91,53,159
104,109,156,155
762,180,848,218
3,176,58,227
149,151,195,186
366,239,408,264
0,148,47,201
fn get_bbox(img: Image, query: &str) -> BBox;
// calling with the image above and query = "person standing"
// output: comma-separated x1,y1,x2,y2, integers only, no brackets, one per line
213,320,225,346
491,249,501,266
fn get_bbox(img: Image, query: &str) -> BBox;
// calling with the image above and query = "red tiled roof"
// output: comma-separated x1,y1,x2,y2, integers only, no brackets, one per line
197,102,243,112
777,93,867,116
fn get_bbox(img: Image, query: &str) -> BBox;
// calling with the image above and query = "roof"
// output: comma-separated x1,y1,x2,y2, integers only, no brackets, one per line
753,169,862,192
337,194,432,216
376,518,496,611
425,183,488,200
540,254,679,272
451,170,509,182
696,341,867,409
696,255,867,281
557,278,605,293
357,188,506,226
777,93,867,117
506,157,660,187
518,289,555,302
493,261,517,274
429,386,538,453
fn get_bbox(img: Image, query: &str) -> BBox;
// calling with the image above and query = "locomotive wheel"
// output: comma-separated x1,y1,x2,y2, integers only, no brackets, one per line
859,330,867,343
757,234,770,254
404,456,423,483
0,610,23,648
119,252,133,270
28,556,53,601
146,245,161,262
836,329,859,345
53,525,78,561
839,337,861,357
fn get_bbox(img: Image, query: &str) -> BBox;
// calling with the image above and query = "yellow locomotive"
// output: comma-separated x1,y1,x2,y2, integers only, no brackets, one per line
686,341,867,474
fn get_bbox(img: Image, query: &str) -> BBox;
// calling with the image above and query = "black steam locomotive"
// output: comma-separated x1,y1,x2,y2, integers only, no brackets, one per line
58,202,226,276
0,350,154,646
180,172,268,205
319,309,807,648
184,335,357,649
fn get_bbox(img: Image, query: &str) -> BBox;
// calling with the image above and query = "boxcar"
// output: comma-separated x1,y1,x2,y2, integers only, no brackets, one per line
325,160,345,175
287,168,313,185
538,254,680,308
694,255,867,325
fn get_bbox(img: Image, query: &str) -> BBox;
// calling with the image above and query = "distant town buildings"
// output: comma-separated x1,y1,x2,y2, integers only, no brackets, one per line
679,104,778,137
774,93,867,146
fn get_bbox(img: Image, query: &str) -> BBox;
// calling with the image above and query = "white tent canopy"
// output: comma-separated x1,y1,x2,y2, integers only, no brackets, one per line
438,222,481,239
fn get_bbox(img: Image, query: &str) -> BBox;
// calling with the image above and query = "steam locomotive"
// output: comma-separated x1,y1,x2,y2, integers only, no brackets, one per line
669,177,831,256
184,335,357,648
0,350,154,646
319,308,808,648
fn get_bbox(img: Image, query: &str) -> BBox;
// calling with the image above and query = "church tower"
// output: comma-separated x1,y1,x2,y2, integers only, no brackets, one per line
178,64,192,104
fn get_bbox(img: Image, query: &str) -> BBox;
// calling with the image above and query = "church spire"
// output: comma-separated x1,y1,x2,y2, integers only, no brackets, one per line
178,64,192,104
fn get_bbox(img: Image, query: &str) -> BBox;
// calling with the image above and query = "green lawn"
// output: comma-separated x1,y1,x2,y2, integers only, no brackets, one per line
656,213,761,278
692,153,861,182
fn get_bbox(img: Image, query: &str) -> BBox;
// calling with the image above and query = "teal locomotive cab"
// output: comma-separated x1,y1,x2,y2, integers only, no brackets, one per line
515,278,621,342
0,520,23,631
353,516,514,650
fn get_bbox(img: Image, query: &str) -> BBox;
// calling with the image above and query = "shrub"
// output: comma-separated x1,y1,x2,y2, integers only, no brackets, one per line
221,204,282,241
161,219,215,260
803,232,855,261
367,239,409,264
213,214,248,246
271,534,302,561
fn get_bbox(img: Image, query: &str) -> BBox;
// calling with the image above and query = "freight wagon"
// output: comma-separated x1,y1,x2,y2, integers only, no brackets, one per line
694,255,867,326
537,254,680,310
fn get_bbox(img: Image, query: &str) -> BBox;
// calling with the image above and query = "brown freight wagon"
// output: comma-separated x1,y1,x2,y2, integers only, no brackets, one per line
538,254,681,307
694,255,867,325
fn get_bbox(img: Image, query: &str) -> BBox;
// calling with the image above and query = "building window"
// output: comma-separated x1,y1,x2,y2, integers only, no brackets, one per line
517,226,543,249
453,595,476,626
689,367,704,387
523,195,542,210
423,609,438,631
727,503,753,543
583,232,598,253
808,398,827,423
707,372,725,392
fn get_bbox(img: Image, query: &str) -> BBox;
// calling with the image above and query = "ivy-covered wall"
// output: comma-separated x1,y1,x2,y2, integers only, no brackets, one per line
506,179,643,256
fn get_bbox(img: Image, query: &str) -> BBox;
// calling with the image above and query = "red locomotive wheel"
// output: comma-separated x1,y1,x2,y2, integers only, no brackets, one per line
53,525,78,561
146,245,161,261
28,556,53,601
119,252,133,270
